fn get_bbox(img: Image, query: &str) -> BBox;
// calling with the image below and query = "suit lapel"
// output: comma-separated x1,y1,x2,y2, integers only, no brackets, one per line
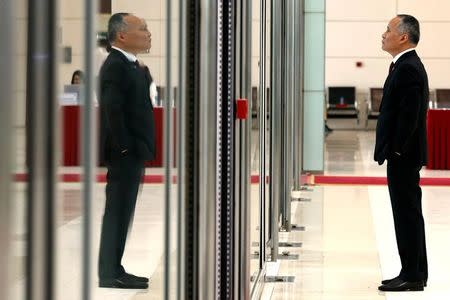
109,48,132,65
379,50,418,111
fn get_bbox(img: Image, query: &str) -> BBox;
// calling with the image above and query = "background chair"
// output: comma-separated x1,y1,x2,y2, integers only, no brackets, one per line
435,89,450,108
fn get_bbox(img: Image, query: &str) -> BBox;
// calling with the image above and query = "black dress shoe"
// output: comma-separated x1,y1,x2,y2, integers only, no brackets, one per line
378,277,424,292
99,274,149,289
382,276,427,287
381,276,399,285
124,272,149,283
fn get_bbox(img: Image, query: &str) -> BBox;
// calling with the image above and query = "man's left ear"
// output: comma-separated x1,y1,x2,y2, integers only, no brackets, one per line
401,33,409,43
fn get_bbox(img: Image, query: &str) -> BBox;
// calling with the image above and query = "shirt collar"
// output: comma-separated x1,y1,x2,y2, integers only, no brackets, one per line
392,48,415,64
111,46,137,63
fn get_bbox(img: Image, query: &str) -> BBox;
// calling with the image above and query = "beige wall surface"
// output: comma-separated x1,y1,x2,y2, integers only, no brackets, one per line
326,0,450,92
15,1,450,127
14,0,27,127
55,1,177,115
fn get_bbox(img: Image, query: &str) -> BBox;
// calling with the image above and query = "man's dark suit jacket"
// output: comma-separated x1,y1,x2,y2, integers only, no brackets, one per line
99,49,156,163
374,50,429,167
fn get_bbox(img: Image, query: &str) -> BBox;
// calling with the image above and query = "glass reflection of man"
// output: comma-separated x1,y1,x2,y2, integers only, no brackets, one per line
98,13,155,290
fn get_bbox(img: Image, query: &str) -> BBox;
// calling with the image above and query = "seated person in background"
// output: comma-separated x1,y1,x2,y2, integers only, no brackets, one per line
71,70,84,85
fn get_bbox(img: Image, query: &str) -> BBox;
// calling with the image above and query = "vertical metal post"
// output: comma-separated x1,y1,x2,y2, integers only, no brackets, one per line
198,1,218,300
0,1,15,299
281,0,294,231
269,0,281,261
164,0,174,298
258,0,267,270
182,0,200,298
293,0,305,190
176,0,187,298
279,0,286,231
82,1,97,300
233,1,242,296
25,0,58,299
234,0,252,298
216,0,236,298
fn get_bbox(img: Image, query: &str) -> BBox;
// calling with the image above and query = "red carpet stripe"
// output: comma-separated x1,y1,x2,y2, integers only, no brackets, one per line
314,176,387,185
12,173,309,184
11,173,450,186
313,175,450,186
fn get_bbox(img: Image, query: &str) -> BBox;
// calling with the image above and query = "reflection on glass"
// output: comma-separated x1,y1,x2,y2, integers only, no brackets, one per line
264,0,272,264
9,0,27,298
249,0,263,289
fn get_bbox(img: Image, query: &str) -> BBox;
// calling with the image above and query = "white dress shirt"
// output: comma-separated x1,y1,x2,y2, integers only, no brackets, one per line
111,46,137,62
392,48,415,64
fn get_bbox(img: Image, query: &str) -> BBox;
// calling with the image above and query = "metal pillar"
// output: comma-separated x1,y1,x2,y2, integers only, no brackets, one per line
81,1,97,299
293,0,305,191
234,0,252,298
198,0,218,299
25,0,58,299
281,0,295,232
180,0,220,299
163,0,175,298
258,0,268,270
280,0,307,232
269,0,282,262
216,0,236,298
176,0,187,298
250,0,270,297
0,1,15,299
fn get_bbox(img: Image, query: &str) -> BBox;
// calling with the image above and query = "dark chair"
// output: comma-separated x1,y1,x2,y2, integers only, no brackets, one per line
368,88,383,119
251,86,258,117
435,89,450,108
326,86,358,119
157,86,165,105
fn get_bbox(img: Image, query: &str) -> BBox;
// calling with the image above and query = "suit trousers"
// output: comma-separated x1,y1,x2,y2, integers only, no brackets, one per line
98,153,144,279
387,158,428,282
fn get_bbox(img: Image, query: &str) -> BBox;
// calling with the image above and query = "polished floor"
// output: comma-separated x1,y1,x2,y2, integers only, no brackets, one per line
9,129,450,299
261,130,450,299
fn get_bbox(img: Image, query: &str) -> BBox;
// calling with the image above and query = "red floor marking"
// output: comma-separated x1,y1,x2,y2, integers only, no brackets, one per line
13,173,311,184
313,175,450,186
314,176,387,185
12,173,450,186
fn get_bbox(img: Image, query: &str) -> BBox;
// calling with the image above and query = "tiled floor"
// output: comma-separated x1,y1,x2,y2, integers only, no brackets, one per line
262,130,450,299
10,181,169,300
9,129,450,299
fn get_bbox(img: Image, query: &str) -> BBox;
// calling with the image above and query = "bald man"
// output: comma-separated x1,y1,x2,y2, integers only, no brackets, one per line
98,13,155,289
375,15,428,292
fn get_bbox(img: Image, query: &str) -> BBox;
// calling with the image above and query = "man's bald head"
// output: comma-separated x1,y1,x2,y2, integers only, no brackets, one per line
107,13,151,55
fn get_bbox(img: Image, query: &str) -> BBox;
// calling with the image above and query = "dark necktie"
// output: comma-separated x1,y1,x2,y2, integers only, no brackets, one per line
389,62,395,74
133,60,140,68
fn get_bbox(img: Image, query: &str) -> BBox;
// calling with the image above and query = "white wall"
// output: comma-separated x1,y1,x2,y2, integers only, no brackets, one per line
14,0,27,127
17,1,450,127
57,1,262,97
326,0,450,91
58,4,112,85
58,2,85,87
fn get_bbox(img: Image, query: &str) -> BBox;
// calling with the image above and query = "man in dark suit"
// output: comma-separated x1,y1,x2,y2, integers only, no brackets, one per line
375,15,428,292
98,13,155,289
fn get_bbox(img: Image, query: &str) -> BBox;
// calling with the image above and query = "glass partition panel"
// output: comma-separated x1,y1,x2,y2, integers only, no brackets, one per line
249,0,261,289
7,1,27,299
